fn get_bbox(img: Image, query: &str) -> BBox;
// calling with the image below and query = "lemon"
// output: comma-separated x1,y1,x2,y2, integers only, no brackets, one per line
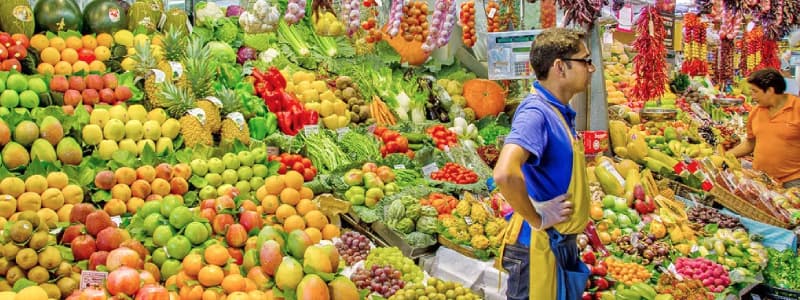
121,57,136,71
113,30,134,47
133,34,150,46
94,46,111,61
127,47,136,56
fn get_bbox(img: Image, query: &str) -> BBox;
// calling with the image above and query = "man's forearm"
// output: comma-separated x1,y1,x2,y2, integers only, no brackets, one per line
495,174,541,228
729,139,754,158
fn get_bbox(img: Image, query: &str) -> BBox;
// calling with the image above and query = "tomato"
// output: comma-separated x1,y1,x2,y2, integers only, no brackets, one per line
107,267,142,296
303,168,316,181
385,141,398,153
301,158,312,168
292,162,305,172
374,126,387,136
78,48,96,63
277,164,287,174
395,137,409,151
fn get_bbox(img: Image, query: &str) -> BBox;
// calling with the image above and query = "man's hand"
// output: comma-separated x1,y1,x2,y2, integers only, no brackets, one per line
530,194,573,230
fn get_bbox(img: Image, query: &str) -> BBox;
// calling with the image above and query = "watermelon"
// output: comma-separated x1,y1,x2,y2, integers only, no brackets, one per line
127,1,163,33
83,0,128,34
34,0,84,32
0,0,35,37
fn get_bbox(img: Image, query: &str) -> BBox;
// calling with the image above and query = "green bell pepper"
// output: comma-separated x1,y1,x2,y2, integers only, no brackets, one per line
248,113,278,140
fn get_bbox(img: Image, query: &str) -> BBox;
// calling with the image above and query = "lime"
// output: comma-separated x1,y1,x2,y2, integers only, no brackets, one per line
160,259,182,279
139,201,162,217
152,225,174,247
165,235,191,260
184,221,209,245
18,91,39,109
151,247,167,267
143,214,163,236
168,206,193,229
160,196,182,217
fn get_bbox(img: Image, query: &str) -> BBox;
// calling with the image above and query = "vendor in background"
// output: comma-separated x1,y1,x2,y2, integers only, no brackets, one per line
780,51,799,96
729,68,800,188
493,28,592,300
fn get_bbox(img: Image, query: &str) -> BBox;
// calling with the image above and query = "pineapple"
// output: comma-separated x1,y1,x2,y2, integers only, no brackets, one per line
160,82,213,148
161,26,188,85
182,36,220,132
218,87,250,145
131,39,163,108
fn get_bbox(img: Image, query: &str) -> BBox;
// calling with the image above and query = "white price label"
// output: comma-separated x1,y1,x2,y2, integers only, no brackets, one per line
80,271,108,290
603,31,613,44
488,8,497,19
304,124,320,134
168,61,184,79
464,216,474,226
266,146,280,156
337,127,350,136
111,216,122,226
151,69,166,83
422,163,439,177
367,124,377,134
394,165,405,170
746,21,755,32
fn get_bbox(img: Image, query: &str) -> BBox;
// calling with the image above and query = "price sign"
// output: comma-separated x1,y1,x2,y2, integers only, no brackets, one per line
394,165,405,170
266,147,280,156
464,216,474,226
422,163,439,177
80,271,108,290
337,127,350,135
111,216,122,227
304,124,319,134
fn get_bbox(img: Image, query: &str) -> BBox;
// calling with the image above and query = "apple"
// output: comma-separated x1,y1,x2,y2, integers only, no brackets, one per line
613,197,628,213
617,214,631,227
207,158,224,174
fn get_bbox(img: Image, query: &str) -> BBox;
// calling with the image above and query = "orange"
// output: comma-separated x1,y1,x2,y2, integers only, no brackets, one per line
72,61,89,73
274,204,296,222
94,46,111,61
261,195,279,214
201,289,222,300
295,199,316,216
127,197,144,214
283,215,306,232
30,34,49,51
197,265,224,287
226,292,250,300
204,244,230,267
182,253,204,276
263,176,285,196
49,37,66,51
36,63,54,75
81,35,97,50
176,271,193,288
299,187,314,201
279,188,300,206
303,210,328,230
96,33,114,47
221,274,246,294
590,205,603,220
321,224,341,240
64,36,83,49
180,284,204,300
255,186,268,202
304,227,322,244
284,171,304,190
53,61,72,75
89,60,106,72
61,48,78,64
40,47,60,65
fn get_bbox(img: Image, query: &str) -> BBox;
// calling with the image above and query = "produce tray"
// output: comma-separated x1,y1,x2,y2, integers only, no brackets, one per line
710,186,792,229
751,284,800,300
437,236,481,260
664,179,715,207
370,221,439,259
341,213,388,248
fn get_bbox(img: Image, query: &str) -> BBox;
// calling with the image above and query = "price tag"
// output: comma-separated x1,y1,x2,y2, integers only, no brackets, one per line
617,4,633,32
464,216,474,226
151,69,166,83
337,127,350,139
111,216,122,227
367,124,376,134
266,146,280,156
304,124,319,134
422,163,439,177
746,21,755,32
80,271,108,290
394,165,405,170
488,8,497,19
603,30,613,45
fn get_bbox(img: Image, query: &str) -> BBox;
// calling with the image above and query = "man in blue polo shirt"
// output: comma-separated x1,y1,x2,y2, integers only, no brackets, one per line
494,28,594,299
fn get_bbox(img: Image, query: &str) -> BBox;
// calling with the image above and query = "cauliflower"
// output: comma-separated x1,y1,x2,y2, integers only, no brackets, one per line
454,231,470,243
484,221,501,237
455,200,471,217
195,2,225,27
440,215,458,228
470,203,489,224
468,224,484,237
471,235,490,250
489,235,503,248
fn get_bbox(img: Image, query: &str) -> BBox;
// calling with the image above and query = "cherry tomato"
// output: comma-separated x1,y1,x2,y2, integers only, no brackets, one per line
278,164,287,174
303,168,316,181
301,158,312,168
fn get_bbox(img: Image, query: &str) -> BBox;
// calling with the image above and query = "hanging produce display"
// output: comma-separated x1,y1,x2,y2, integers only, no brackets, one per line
459,1,476,47
680,13,708,76
556,0,604,27
631,6,668,102
541,0,557,28
741,26,763,76
486,1,500,32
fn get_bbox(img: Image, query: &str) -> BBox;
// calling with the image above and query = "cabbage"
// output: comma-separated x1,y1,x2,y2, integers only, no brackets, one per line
416,216,438,234
207,41,236,65
237,46,257,64
226,5,244,17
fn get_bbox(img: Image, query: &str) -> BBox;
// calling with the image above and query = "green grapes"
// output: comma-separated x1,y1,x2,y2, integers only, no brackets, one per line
365,247,424,283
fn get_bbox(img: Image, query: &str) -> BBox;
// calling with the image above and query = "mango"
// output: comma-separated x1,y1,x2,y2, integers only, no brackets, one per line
39,116,64,145
13,121,39,146
257,226,285,249
318,244,340,272
274,257,304,291
31,139,57,163
302,246,333,274
259,240,282,276
2,142,29,169
327,276,358,300
296,274,330,300
594,166,623,197
286,230,312,260
81,124,103,146
56,138,82,165
97,140,118,160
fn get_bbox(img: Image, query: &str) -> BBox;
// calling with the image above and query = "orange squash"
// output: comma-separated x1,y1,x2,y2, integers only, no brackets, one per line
463,79,506,118
382,26,430,65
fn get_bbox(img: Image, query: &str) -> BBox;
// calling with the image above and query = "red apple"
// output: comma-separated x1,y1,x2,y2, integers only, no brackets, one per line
238,211,262,233
61,224,85,245
72,235,97,261
88,250,109,270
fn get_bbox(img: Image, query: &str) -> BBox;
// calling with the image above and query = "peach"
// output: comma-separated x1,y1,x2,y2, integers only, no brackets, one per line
127,197,144,214
63,89,82,107
145,194,162,202
103,73,118,89
85,210,115,237
68,76,85,91
172,163,192,180
110,184,132,202
61,224,84,245
114,86,132,102
88,251,108,270
169,177,188,195
61,184,84,204
50,75,69,92
82,89,99,105
96,227,126,252
130,179,151,199
69,203,95,224
104,198,127,216
114,167,137,185
150,178,170,196
136,165,156,182
57,204,73,222
155,163,172,180
94,170,116,190
99,88,115,104
85,74,104,90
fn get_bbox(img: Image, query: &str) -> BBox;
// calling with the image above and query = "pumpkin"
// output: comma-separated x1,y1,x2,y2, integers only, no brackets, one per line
462,79,506,119
382,25,430,66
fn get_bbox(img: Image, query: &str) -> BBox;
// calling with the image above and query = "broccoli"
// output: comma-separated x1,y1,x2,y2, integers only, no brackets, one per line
243,32,276,51
215,18,241,45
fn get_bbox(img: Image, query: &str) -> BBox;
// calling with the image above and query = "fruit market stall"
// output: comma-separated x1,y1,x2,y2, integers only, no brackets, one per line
0,0,796,299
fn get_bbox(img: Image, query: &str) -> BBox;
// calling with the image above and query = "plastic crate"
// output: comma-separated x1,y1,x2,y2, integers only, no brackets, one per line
751,284,800,300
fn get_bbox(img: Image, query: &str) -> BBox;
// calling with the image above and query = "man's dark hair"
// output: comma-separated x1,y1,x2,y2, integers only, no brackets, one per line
747,68,786,94
529,28,586,80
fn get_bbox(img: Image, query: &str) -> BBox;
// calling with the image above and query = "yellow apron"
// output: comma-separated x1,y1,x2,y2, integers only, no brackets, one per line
497,103,590,299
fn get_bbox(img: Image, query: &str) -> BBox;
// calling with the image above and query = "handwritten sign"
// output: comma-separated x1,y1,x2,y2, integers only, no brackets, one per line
394,165,405,170
80,271,108,290
422,163,439,177
266,147,280,156
304,125,320,134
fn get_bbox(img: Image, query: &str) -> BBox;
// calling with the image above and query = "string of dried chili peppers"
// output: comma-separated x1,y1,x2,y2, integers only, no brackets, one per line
756,39,781,71
715,38,735,86
741,26,763,76
631,6,668,102
681,13,708,76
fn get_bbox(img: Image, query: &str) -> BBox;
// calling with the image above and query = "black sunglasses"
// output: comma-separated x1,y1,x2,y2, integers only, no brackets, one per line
561,57,593,66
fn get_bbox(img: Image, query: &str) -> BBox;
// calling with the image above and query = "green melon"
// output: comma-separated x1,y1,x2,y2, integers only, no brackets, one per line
83,0,128,34
127,1,162,33
0,0,35,37
162,8,189,35
33,0,83,32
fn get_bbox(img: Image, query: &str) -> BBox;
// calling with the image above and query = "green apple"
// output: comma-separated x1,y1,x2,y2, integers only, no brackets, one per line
237,166,253,181
204,173,223,187
223,153,240,169
190,159,208,176
207,158,224,174
252,164,268,178
238,151,254,167
199,185,217,199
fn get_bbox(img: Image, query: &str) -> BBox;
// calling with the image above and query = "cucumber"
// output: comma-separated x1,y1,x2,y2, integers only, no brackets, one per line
404,132,430,143
409,143,424,150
